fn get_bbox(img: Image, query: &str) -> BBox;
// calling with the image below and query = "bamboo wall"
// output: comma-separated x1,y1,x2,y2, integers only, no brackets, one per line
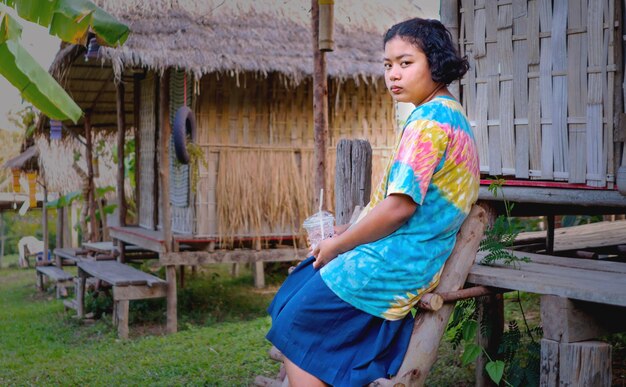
193,73,397,239
459,0,622,187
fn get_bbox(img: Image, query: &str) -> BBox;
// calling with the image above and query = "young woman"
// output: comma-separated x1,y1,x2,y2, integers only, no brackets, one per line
266,17,479,386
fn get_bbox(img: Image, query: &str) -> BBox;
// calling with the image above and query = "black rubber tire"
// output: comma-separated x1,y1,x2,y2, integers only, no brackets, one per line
172,106,197,164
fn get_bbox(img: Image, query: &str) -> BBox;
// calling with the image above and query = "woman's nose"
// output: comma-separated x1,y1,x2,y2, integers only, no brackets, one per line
388,66,400,80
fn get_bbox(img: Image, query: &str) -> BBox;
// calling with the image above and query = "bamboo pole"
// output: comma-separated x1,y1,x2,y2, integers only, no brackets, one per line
134,73,142,223
312,0,329,209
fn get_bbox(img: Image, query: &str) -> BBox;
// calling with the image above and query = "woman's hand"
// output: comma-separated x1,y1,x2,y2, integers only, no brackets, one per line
312,237,343,269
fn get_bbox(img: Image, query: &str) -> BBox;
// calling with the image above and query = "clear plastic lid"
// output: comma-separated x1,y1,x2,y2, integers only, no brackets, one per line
302,211,335,228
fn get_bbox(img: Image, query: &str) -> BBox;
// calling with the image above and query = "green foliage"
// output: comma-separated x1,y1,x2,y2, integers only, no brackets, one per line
84,288,113,319
7,105,36,138
0,0,129,122
186,142,208,194
480,216,530,268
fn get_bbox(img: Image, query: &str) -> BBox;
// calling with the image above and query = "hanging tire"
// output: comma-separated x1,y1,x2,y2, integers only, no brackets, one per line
172,106,196,164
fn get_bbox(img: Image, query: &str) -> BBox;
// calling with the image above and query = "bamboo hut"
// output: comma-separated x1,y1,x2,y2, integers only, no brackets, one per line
440,0,626,215
45,0,434,261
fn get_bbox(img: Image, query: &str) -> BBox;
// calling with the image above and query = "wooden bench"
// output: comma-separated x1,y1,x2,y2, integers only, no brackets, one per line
36,266,74,299
72,261,167,339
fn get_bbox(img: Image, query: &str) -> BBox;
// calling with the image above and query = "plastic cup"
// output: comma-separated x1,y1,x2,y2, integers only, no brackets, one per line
303,211,335,248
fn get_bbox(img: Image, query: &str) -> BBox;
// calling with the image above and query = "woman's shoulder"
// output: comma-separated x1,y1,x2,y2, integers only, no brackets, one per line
407,97,470,133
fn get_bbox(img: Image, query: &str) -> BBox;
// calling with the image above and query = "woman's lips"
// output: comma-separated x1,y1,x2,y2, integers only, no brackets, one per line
390,86,403,94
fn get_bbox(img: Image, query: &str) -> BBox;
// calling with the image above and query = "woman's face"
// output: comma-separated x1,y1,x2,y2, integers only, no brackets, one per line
383,36,439,106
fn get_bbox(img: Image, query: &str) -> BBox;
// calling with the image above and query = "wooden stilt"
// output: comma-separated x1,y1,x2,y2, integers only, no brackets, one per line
42,184,49,265
312,0,329,208
116,81,127,229
547,215,555,254
84,112,99,242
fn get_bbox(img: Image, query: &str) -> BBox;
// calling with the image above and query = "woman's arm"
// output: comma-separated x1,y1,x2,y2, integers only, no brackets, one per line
312,193,417,269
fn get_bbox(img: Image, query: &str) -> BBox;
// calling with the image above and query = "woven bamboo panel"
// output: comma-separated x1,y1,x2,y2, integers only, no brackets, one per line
460,0,619,187
138,74,156,230
193,73,397,239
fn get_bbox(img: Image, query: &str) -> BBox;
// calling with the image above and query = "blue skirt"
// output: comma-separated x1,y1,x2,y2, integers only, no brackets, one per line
266,257,415,386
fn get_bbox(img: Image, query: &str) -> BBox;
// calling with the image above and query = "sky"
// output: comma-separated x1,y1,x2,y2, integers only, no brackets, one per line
0,9,60,132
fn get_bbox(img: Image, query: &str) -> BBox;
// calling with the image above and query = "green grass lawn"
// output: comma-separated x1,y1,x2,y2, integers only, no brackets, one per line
0,260,281,385
0,255,566,386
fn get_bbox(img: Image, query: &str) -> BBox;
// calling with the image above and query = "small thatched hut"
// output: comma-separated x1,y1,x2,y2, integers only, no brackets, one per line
45,1,434,257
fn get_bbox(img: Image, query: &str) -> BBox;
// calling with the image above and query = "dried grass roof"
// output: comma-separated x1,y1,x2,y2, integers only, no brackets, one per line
91,0,428,83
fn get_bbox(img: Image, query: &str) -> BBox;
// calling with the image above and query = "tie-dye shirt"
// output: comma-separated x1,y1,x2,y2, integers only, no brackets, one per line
320,96,479,320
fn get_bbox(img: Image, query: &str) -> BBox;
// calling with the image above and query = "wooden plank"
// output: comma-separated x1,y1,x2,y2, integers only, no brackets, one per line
478,250,626,275
113,284,167,301
551,0,568,178
160,248,310,266
539,0,553,179
527,0,542,174
78,261,166,287
586,1,605,187
513,220,626,254
513,0,529,178
109,226,165,253
478,185,626,207
498,2,515,175
467,264,626,307
568,0,588,183
36,266,73,282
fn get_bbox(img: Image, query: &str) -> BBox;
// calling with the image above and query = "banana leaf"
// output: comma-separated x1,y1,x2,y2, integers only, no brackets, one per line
1,0,129,45
0,11,82,122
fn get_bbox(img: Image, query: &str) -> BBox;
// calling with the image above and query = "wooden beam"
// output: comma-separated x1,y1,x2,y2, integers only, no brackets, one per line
312,0,329,209
479,185,626,208
84,112,99,242
133,74,142,227
160,248,309,266
159,70,172,252
116,81,127,229
113,284,167,301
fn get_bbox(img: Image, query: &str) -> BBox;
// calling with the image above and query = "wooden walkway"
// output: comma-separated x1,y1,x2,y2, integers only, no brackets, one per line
515,220,626,253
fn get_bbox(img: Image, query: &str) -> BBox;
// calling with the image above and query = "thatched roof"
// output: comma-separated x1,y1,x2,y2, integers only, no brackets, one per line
35,136,119,194
85,0,428,83
2,146,38,170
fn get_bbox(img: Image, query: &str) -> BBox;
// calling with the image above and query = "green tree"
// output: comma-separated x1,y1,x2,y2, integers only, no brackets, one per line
0,0,129,123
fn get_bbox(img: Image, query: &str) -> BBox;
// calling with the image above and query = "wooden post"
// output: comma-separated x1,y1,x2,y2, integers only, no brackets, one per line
116,81,127,229
475,201,504,387
0,214,4,268
253,238,265,288
84,112,99,242
379,206,487,386
160,69,177,334
76,271,86,318
134,73,142,220
440,0,460,99
56,206,64,267
335,139,372,224
546,215,555,254
312,0,329,209
42,184,49,266
115,299,130,340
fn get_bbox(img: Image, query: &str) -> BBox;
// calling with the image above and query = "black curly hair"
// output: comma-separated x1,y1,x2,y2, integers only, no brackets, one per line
384,18,469,85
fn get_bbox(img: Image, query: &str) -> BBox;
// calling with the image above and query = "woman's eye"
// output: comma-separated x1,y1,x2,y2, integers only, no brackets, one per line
401,61,411,67
383,63,391,70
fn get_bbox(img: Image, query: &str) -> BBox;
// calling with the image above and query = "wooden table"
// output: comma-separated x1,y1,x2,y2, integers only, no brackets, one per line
74,261,167,339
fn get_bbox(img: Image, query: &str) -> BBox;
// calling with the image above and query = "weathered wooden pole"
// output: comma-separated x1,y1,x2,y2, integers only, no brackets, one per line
312,0,330,209
116,81,127,262
160,69,177,334
0,215,4,268
84,111,99,242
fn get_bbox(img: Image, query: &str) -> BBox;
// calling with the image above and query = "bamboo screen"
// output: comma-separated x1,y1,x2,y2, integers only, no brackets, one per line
138,74,156,230
194,74,397,238
459,0,620,187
